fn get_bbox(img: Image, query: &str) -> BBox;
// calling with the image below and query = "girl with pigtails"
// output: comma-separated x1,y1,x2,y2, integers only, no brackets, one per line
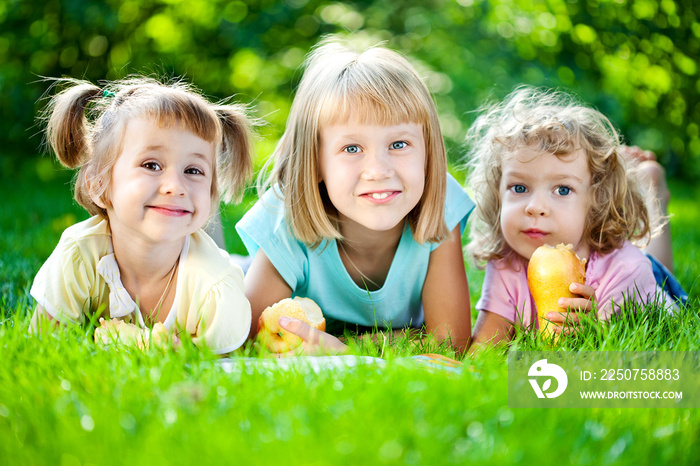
30,77,254,353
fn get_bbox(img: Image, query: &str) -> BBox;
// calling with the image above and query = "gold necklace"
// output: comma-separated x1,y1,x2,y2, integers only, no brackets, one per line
338,241,381,289
149,259,179,322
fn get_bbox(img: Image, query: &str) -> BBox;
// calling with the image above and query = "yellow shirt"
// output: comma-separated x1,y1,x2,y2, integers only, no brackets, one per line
30,216,251,353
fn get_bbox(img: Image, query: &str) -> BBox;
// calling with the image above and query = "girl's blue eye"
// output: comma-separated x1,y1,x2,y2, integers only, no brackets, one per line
391,141,407,150
511,184,527,194
143,162,161,171
344,145,360,154
556,186,572,196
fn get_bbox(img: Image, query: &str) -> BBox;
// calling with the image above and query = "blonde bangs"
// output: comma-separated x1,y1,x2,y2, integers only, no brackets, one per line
317,80,430,129
139,88,222,144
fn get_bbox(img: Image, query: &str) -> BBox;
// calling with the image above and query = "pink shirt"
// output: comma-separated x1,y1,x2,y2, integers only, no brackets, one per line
476,241,675,328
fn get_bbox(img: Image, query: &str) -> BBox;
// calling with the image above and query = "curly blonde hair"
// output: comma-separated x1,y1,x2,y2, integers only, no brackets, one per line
43,77,254,218
465,86,659,266
262,37,449,248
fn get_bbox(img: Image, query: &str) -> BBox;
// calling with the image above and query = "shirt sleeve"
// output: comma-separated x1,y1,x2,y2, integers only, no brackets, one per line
445,172,475,235
235,188,308,291
186,260,252,354
476,259,534,327
428,174,475,252
30,235,94,324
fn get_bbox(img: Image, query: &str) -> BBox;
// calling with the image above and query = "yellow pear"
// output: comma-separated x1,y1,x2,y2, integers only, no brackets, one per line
527,243,586,336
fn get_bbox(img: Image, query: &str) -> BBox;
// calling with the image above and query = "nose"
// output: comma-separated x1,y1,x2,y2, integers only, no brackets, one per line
160,170,186,196
525,191,549,217
360,150,394,181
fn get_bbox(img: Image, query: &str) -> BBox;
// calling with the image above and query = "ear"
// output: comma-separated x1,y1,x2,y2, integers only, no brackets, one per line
315,150,324,183
85,171,110,209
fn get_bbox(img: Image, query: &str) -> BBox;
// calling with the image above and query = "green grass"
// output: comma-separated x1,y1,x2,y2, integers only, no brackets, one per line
2,159,699,465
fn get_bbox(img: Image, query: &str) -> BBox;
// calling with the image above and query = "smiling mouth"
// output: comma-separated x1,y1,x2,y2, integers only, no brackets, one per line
149,206,191,217
361,190,399,202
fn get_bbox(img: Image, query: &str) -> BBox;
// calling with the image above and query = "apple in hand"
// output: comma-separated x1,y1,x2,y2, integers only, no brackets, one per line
257,297,326,353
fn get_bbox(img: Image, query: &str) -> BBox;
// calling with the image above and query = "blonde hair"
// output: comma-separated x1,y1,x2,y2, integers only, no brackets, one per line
43,77,254,218
465,86,658,265
263,37,448,248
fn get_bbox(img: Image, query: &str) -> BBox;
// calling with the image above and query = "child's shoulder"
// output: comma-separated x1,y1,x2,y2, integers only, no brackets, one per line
185,230,244,281
587,240,651,278
488,254,527,274
33,216,110,303
236,185,290,241
60,215,109,239
55,216,111,256
590,240,647,264
482,255,529,295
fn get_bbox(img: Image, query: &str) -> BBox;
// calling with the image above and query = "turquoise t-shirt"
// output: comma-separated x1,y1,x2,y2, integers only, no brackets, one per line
236,174,474,331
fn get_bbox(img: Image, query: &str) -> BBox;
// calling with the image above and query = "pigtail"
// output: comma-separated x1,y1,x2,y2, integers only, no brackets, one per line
213,104,255,203
45,80,102,168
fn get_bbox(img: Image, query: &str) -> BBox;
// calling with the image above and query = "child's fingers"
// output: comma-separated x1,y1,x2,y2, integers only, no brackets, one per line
557,297,593,312
550,323,580,336
278,317,319,344
278,317,348,356
568,283,596,300
545,311,580,324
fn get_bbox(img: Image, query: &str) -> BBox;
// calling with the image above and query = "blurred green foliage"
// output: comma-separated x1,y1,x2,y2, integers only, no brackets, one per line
2,0,699,177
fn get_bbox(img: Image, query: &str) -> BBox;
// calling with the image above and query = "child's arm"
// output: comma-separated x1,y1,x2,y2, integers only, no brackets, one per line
422,225,472,351
243,249,294,340
468,310,514,353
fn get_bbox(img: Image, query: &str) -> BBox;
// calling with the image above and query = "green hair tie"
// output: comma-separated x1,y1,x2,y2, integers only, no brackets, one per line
103,89,115,98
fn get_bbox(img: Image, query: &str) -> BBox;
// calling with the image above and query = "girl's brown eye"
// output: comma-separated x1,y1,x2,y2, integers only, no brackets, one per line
185,167,204,175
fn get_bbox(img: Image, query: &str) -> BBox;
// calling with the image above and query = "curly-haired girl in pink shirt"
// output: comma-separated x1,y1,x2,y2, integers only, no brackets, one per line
465,86,686,349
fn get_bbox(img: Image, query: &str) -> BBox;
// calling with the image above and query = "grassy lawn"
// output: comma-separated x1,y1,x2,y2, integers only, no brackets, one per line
1,158,698,465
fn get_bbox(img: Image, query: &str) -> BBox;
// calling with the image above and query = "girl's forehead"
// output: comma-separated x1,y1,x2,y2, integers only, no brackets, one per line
502,147,591,181
504,146,586,163
120,118,215,159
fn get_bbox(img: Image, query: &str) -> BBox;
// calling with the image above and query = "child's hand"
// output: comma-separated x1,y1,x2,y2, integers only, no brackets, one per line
546,283,597,335
274,317,348,357
94,318,172,350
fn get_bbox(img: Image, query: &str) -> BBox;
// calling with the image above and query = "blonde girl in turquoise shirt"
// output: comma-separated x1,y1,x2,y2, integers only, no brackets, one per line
238,38,474,355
